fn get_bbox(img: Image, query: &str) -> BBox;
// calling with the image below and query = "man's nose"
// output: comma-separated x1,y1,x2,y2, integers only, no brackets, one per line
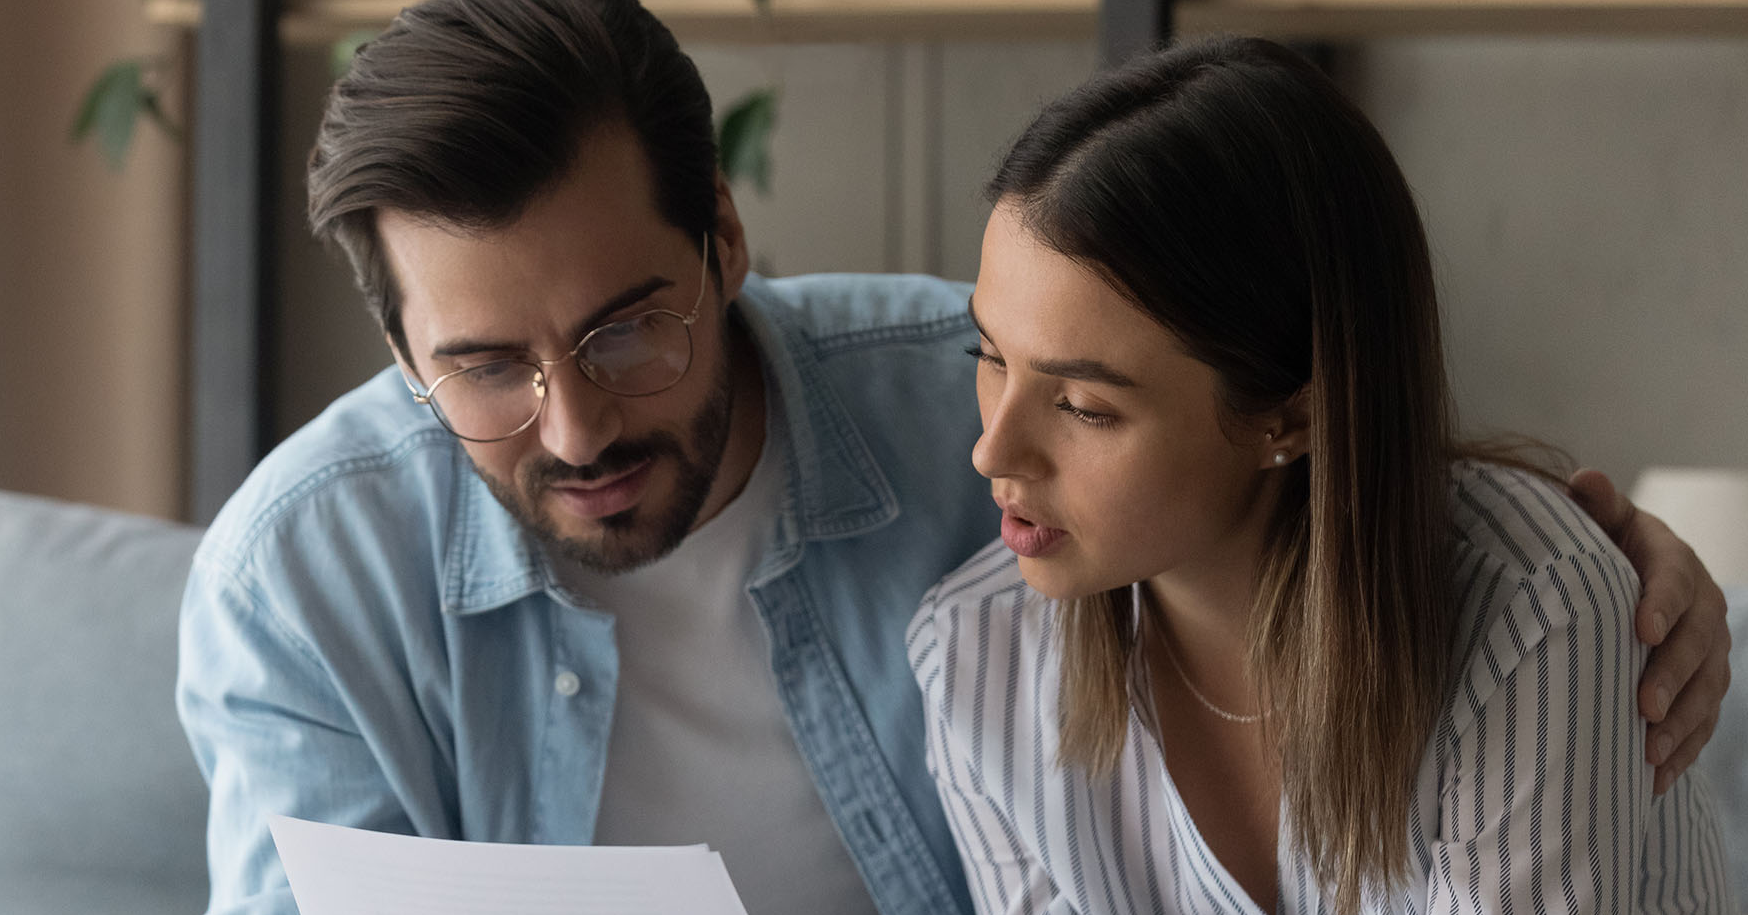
536,362,622,467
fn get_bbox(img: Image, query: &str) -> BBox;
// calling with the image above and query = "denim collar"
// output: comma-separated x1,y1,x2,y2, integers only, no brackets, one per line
439,275,899,615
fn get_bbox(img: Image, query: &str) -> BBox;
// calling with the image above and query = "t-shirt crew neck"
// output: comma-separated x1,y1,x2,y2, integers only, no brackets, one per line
551,440,878,915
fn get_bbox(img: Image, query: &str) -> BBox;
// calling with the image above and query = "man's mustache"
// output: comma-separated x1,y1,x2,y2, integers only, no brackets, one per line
526,433,686,486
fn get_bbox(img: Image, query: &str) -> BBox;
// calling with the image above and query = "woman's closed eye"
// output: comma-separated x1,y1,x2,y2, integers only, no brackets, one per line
1055,399,1117,427
970,344,1118,426
965,344,1005,369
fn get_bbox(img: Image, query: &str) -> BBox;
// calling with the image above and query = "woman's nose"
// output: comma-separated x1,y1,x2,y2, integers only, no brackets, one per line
971,393,1044,482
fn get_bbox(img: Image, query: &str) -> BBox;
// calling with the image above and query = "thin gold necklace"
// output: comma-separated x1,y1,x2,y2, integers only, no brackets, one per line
1157,628,1270,725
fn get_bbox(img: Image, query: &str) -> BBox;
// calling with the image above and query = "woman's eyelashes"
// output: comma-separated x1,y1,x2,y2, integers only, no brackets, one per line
965,344,1005,369
969,344,1119,428
1055,399,1117,427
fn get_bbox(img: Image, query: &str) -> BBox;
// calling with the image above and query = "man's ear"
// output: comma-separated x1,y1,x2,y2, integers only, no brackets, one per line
1257,385,1312,469
710,170,751,304
388,332,423,388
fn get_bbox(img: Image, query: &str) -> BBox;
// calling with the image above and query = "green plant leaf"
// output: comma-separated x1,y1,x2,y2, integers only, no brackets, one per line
717,87,778,196
71,58,183,171
331,28,379,79
140,91,182,144
72,60,146,171
71,60,137,140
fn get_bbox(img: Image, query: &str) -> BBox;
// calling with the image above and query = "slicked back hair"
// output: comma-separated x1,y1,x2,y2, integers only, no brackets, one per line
307,0,718,360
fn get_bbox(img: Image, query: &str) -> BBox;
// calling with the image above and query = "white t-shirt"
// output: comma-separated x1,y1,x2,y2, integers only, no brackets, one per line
554,444,878,915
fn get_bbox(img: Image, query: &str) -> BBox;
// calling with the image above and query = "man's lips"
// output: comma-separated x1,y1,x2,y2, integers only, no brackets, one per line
547,459,654,520
995,497,1067,559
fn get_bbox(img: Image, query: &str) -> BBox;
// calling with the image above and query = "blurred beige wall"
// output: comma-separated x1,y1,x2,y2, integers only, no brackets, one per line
1354,39,1748,485
0,1,187,519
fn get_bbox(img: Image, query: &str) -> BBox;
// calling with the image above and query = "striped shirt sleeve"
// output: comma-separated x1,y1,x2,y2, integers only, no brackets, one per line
908,564,1074,915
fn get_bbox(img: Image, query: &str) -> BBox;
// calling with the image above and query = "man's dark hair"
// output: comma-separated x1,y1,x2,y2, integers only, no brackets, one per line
307,0,718,360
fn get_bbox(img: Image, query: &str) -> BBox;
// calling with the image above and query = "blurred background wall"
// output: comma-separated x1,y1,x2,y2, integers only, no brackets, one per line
0,2,187,519
1359,40,1748,479
3,5,1744,520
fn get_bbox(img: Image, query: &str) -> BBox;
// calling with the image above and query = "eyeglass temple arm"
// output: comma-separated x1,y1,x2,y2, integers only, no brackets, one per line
400,370,433,405
683,231,711,326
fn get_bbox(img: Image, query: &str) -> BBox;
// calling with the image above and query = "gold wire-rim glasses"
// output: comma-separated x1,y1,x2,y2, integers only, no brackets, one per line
402,232,713,443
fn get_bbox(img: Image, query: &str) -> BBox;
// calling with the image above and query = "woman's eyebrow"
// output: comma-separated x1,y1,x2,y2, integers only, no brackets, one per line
966,294,1138,388
1031,357,1138,388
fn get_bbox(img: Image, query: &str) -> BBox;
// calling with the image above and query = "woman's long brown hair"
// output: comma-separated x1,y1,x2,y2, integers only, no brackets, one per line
992,37,1465,913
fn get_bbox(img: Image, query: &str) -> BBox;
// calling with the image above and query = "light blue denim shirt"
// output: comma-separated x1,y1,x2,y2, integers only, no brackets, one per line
176,273,997,915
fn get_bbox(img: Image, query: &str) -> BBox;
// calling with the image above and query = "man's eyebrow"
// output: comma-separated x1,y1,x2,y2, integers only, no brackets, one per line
431,277,673,359
965,294,1138,388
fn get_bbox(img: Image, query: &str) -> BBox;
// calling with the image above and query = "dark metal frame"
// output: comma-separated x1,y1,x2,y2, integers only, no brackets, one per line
189,0,279,522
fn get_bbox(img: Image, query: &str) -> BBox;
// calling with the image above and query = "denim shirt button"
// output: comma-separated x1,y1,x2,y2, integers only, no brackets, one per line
553,670,582,697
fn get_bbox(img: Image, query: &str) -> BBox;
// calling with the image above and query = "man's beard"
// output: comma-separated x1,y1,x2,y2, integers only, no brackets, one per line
473,356,735,574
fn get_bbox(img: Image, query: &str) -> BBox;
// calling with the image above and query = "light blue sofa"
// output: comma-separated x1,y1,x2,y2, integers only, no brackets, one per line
0,491,207,914
0,488,1742,912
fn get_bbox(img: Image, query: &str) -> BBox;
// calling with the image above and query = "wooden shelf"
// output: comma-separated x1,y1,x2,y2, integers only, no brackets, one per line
1176,0,1748,36
145,0,1748,40
144,0,1099,44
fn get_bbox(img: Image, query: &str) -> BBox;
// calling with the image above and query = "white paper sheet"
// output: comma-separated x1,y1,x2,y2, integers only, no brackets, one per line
268,815,750,915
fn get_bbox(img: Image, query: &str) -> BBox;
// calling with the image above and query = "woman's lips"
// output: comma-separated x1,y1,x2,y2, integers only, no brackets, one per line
1000,509,1067,559
548,460,653,520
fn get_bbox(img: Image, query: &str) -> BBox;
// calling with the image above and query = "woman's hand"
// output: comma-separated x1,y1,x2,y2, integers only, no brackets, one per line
1569,468,1733,794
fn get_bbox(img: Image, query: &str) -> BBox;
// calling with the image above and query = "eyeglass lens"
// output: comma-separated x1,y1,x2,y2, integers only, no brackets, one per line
582,310,692,393
429,309,694,441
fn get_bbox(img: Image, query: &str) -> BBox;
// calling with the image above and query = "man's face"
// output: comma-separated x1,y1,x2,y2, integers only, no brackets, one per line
380,125,754,572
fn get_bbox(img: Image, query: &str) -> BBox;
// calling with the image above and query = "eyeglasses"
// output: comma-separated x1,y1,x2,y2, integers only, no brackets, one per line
403,233,712,443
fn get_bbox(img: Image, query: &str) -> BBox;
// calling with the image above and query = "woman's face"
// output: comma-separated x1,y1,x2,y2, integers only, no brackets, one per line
970,203,1287,602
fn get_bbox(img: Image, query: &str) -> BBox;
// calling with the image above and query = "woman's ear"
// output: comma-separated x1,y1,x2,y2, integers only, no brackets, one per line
1258,386,1312,469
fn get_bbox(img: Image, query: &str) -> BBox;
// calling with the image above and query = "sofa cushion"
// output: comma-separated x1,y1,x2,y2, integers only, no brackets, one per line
0,491,207,914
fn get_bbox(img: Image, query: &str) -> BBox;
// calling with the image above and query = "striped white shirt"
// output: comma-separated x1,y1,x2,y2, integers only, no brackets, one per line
907,463,1733,914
